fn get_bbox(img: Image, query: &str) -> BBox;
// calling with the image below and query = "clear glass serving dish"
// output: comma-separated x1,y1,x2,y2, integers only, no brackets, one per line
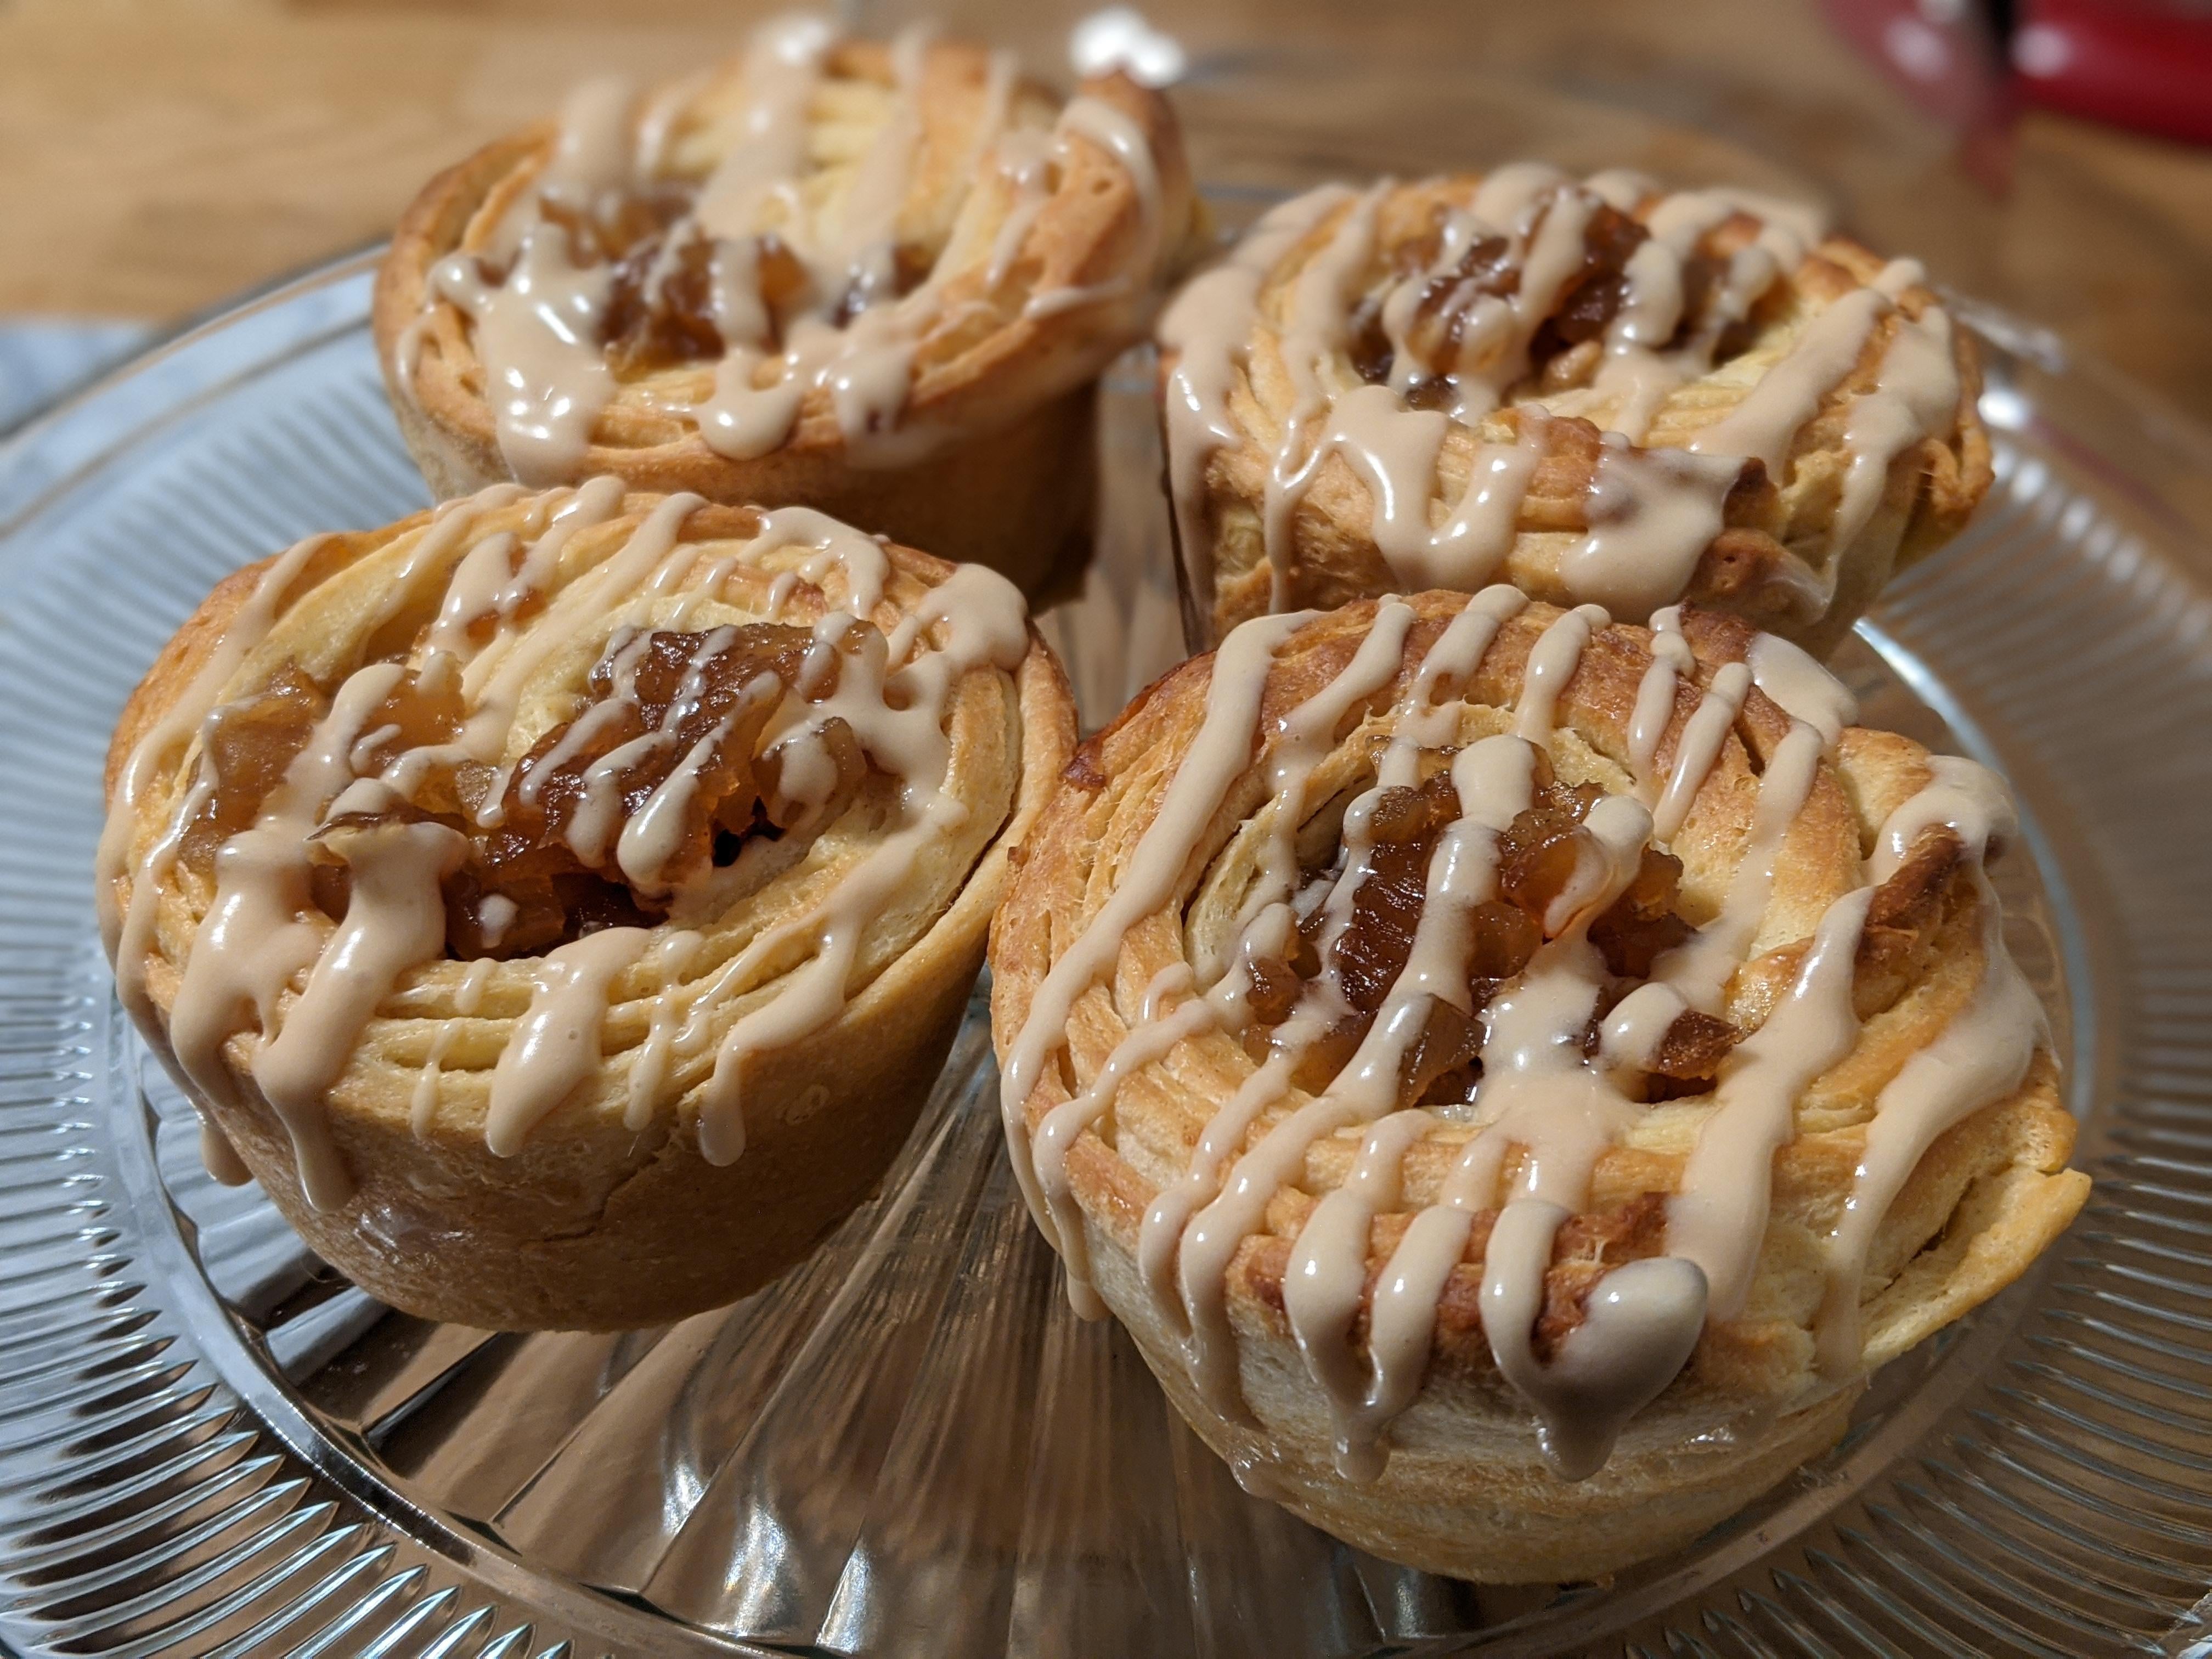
4,74,2212,1659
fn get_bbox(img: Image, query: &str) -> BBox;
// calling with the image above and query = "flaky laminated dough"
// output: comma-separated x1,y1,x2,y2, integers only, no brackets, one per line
377,20,1204,593
102,483,1075,1330
992,588,2083,1581
1161,168,1991,656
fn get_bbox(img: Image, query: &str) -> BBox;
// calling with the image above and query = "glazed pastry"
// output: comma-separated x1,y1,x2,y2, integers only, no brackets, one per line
100,483,1074,1330
991,588,2084,1581
376,19,1204,593
1160,167,1991,656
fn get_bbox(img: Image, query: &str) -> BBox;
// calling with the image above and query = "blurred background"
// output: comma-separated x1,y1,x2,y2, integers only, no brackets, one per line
1,0,2207,432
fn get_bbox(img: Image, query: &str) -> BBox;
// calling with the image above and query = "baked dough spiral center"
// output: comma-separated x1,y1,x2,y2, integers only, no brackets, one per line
1161,166,1989,653
100,482,1032,1211
398,19,1186,483
996,588,2059,1487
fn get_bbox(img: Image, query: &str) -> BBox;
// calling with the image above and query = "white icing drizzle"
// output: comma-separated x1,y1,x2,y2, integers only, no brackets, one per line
1514,602,1609,742
1005,594,2047,1486
253,817,469,1209
692,15,836,243
1481,1204,1706,1480
99,533,332,966
1833,285,1960,553
1872,753,2014,878
1159,188,1357,611
1161,166,1961,634
1686,285,1889,477
411,19,1177,478
487,927,651,1155
110,482,1035,1210
1667,884,1874,1316
617,684,772,893
1627,604,1697,791
1260,184,1390,611
1746,629,1859,745
462,490,704,816
1445,786,1665,1477
1582,167,1657,211
1648,715,1829,1023
1289,731,1544,1470
1811,866,2041,1374
1002,610,1315,1237
1131,601,1533,1326
1652,662,1751,844
1055,94,1163,271
1020,276,1132,320
1158,594,1536,1424
427,80,633,483
413,956,493,1136
161,657,411,1153
622,929,703,1131
1283,1105,1437,1466
983,128,1059,292
668,557,1030,1164
831,25,935,301
1561,440,1741,622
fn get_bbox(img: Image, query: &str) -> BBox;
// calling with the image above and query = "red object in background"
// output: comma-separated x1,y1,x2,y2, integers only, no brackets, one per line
1827,0,2212,151
2012,0,2212,145
1818,0,2019,188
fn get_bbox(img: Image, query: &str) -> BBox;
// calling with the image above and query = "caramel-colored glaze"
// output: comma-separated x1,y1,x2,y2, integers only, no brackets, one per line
990,588,2084,1580
101,484,1076,1330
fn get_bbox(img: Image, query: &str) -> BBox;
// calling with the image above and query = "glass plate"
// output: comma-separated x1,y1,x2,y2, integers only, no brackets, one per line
5,108,2212,1659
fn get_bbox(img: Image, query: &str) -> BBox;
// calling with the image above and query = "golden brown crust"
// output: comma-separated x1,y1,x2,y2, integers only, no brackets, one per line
1168,176,1993,657
988,591,2084,1580
109,491,1076,1330
375,44,1200,589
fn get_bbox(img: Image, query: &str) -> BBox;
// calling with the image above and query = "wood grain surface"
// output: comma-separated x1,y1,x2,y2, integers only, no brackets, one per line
2,0,2207,424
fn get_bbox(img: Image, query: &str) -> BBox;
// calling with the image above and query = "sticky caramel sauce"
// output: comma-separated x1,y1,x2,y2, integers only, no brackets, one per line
179,662,327,874
495,182,939,376
1348,199,1655,403
1336,192,1796,414
1244,753,1735,1111
178,622,872,963
454,624,795,951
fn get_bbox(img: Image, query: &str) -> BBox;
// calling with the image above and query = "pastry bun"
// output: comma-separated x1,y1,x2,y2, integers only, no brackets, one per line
101,482,1075,1330
1161,168,1991,656
376,20,1205,592
991,588,2083,1581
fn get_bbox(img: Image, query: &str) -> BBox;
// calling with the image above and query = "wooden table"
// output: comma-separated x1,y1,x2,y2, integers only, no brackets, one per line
3,0,2208,425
